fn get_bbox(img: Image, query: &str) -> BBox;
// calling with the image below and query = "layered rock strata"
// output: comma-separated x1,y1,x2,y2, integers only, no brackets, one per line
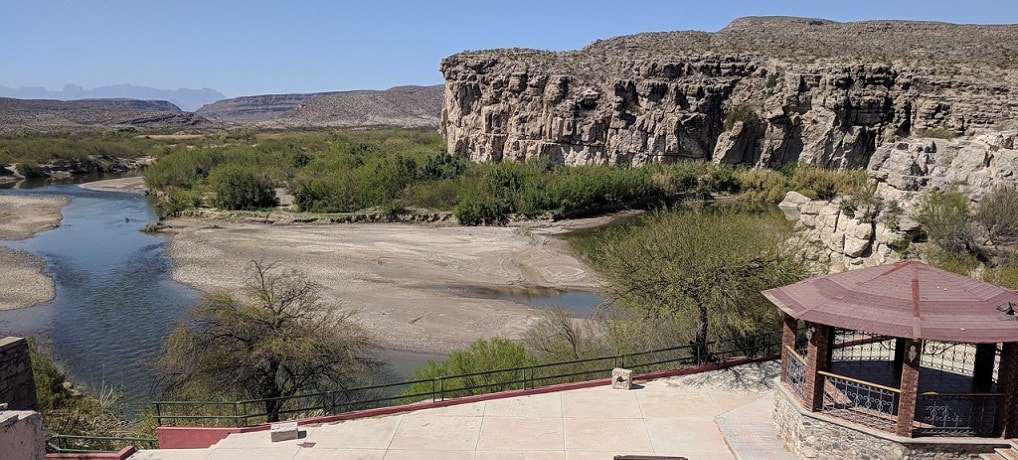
441,17,1018,168
782,131,1017,270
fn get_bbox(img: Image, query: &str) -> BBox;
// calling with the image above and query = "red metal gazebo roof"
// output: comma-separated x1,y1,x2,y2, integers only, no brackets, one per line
762,260,1018,343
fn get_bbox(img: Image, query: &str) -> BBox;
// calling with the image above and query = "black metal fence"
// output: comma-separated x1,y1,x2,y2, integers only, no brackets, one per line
153,330,783,427
916,393,1000,437
45,431,158,454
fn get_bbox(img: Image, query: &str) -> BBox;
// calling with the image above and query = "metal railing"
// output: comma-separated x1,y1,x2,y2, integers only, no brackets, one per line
831,329,895,362
819,370,900,431
154,330,782,427
45,431,157,454
784,346,807,401
915,392,1001,437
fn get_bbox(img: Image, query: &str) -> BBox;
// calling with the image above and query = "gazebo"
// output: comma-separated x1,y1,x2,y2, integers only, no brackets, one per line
763,261,1018,457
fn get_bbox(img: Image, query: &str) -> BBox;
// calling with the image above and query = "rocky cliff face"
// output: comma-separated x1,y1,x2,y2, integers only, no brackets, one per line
441,17,1018,168
782,130,1018,270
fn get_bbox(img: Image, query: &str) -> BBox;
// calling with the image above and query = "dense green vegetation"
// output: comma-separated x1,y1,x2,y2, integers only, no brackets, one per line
912,185,1018,283
26,338,149,450
134,128,871,223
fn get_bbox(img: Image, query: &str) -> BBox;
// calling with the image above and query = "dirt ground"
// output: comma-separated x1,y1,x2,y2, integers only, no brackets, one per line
0,193,68,310
161,217,606,352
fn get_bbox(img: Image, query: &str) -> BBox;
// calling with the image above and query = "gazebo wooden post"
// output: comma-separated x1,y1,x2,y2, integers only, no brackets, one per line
780,313,797,381
997,342,1018,438
803,322,831,412
894,338,923,437
972,343,997,392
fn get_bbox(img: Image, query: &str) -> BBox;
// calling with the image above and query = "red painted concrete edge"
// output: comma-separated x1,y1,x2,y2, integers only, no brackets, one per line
46,446,136,459
156,425,267,450
157,353,780,449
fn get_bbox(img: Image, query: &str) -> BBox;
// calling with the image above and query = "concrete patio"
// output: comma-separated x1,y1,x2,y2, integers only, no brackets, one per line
130,362,795,460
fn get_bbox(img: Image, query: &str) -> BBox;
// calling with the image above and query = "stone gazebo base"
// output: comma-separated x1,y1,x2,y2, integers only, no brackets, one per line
773,386,1008,460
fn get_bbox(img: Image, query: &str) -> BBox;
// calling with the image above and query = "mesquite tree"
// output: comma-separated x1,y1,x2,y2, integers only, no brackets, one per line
157,261,378,422
592,205,808,362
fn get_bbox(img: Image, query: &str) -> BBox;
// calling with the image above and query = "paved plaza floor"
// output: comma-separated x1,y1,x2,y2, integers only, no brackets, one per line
130,362,795,460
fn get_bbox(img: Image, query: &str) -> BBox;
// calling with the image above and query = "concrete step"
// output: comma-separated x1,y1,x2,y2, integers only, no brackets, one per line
981,453,1006,460
996,447,1018,460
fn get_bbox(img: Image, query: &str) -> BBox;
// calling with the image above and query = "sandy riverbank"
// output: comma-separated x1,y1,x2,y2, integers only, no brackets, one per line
162,217,606,353
78,176,147,194
0,193,68,310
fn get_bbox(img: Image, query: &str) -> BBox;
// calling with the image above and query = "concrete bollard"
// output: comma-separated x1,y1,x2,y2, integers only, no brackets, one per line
612,368,633,390
270,421,298,442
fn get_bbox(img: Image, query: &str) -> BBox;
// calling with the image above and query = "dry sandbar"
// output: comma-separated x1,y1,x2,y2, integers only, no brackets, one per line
162,217,602,353
78,176,147,194
0,193,68,310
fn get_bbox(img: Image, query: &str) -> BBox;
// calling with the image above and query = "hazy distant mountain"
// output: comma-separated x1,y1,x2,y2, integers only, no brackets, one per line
0,97,212,133
0,84,225,111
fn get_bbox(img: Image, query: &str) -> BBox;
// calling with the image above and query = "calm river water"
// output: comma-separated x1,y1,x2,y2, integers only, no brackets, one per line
0,177,603,414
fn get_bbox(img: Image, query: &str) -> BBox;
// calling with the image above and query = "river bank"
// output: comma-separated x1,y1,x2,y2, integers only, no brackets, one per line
0,194,68,310
159,216,604,353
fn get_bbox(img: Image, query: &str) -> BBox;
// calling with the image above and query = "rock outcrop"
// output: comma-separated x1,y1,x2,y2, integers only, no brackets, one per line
441,17,1018,168
782,130,1018,270
195,93,311,122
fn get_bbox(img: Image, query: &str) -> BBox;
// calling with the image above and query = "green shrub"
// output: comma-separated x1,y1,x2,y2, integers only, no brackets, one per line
454,195,512,225
913,188,972,254
735,169,788,202
156,187,204,218
15,162,47,178
789,165,865,200
208,165,279,210
724,103,761,131
403,338,535,402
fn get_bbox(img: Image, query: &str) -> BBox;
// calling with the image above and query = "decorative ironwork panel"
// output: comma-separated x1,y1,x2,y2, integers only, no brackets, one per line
993,344,1002,385
916,393,1000,437
785,349,807,400
831,329,895,362
821,373,899,419
921,341,977,377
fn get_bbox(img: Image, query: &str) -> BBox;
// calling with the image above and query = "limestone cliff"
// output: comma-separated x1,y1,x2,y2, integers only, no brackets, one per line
782,130,1018,270
441,17,1018,168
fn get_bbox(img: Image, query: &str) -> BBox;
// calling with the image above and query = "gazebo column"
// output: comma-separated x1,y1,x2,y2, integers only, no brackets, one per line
803,322,832,412
972,343,997,392
997,343,1018,438
780,314,797,381
894,338,922,437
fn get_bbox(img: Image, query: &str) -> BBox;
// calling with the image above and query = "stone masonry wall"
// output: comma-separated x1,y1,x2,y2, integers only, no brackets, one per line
773,386,1001,459
0,337,37,411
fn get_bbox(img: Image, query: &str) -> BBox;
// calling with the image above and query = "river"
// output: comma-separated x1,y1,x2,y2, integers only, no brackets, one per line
0,176,604,415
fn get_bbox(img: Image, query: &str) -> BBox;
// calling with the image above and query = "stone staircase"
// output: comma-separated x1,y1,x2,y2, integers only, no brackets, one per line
982,439,1018,460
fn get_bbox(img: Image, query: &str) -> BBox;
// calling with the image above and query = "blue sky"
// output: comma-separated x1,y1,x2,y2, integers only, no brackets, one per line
2,0,1015,98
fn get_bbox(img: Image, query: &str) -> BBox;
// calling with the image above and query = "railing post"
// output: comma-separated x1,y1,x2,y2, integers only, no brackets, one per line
233,401,241,428
154,403,161,427
431,378,437,402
